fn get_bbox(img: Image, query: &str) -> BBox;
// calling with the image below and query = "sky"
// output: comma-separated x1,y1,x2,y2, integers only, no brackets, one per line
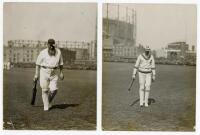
3,3,197,50
4,3,97,44
103,4,197,50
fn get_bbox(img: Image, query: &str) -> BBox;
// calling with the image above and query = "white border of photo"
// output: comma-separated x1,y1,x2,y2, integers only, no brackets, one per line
0,0,199,135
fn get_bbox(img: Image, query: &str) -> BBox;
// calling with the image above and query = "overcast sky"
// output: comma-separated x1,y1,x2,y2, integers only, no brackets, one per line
103,4,197,50
4,3,197,50
4,3,97,44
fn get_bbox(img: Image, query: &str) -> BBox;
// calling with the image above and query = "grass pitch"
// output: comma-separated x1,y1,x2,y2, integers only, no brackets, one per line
3,68,96,130
103,62,196,131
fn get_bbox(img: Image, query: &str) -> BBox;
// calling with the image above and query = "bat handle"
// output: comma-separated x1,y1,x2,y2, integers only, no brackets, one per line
33,79,37,87
33,78,37,83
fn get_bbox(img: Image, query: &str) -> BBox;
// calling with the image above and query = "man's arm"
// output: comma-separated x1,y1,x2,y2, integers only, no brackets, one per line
34,65,40,81
151,56,156,81
59,51,64,80
59,65,63,72
132,55,141,79
34,51,42,81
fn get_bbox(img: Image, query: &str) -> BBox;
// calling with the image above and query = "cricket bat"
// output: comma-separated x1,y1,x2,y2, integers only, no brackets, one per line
31,79,38,105
128,78,135,91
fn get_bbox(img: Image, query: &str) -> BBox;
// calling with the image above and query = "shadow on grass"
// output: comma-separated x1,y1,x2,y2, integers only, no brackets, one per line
50,103,79,110
32,103,79,110
129,98,156,106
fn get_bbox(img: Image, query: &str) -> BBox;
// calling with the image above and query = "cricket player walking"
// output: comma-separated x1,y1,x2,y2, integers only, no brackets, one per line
34,39,64,111
132,46,156,107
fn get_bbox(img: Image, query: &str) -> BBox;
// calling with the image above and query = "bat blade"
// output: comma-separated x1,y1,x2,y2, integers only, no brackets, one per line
31,80,37,105
128,78,135,91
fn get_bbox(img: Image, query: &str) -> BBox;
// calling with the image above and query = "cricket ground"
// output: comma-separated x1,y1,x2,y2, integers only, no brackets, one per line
103,62,196,131
3,68,96,130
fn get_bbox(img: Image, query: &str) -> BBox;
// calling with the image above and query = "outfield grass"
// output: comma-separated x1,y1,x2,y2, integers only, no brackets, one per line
3,68,96,130
103,62,196,131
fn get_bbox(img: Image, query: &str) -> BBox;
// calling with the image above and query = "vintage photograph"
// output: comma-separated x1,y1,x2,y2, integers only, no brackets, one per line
102,4,196,131
3,3,97,130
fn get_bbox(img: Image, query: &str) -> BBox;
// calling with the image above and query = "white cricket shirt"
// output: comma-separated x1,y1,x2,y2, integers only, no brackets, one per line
36,48,63,68
133,53,156,75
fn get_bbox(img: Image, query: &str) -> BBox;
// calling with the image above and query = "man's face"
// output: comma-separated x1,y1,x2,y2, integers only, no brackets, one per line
48,44,55,50
47,43,56,56
145,50,150,56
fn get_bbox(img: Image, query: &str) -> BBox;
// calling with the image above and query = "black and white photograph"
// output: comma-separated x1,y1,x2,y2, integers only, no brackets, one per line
3,3,97,130
1,0,200,134
102,3,196,131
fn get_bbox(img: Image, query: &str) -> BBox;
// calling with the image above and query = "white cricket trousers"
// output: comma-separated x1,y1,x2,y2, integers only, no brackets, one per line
138,72,152,106
40,68,59,111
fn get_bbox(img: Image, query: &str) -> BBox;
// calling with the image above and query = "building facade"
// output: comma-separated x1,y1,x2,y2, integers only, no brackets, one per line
4,45,42,63
165,42,189,59
156,48,168,58
155,42,196,65
113,45,137,57
4,40,97,64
